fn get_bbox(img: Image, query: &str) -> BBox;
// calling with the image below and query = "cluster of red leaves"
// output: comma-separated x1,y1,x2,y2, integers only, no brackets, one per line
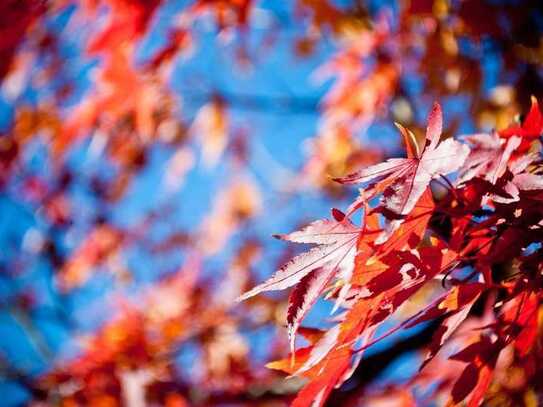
240,100,543,406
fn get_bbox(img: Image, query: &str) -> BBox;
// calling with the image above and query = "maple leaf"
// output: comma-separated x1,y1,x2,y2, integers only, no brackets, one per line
375,187,435,252
475,140,543,203
449,335,501,406
290,348,351,407
499,291,540,357
285,268,334,353
457,132,519,185
237,217,360,351
499,96,543,151
335,103,470,215
415,283,486,367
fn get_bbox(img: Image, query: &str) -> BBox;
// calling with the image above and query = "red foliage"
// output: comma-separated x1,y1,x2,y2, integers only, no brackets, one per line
241,100,543,406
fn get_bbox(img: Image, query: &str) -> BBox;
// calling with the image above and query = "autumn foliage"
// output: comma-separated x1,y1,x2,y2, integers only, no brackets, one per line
2,1,543,406
241,99,543,406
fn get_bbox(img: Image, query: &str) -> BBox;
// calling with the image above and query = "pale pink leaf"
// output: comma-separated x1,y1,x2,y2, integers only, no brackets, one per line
275,219,358,245
425,102,443,151
513,173,543,190
287,267,336,354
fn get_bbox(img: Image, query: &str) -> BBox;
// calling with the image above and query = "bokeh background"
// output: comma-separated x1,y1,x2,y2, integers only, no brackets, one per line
1,0,542,405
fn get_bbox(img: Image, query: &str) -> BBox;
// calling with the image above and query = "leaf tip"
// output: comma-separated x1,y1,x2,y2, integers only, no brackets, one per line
235,290,254,303
331,208,346,221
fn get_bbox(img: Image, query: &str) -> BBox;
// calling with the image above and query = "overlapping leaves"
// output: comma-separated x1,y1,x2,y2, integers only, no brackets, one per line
240,100,543,407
